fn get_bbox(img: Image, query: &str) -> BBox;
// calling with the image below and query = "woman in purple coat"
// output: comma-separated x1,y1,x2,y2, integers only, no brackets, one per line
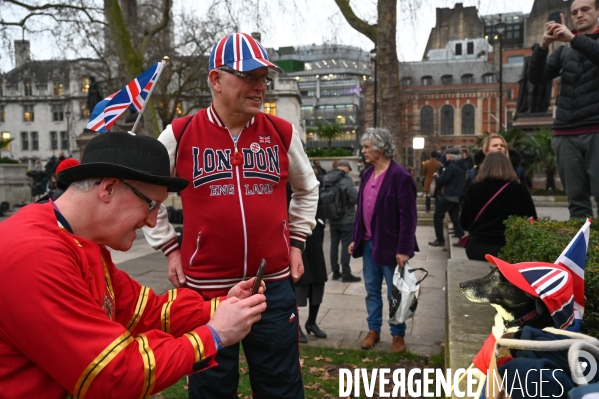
349,128,419,353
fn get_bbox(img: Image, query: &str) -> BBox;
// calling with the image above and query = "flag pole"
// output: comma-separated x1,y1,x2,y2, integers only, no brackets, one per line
130,56,170,135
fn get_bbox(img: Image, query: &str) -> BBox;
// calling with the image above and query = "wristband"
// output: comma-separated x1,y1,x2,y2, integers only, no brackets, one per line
290,239,306,253
206,324,222,351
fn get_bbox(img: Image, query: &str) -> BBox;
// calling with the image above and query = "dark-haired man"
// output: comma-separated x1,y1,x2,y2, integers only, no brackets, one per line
529,0,599,218
0,132,266,398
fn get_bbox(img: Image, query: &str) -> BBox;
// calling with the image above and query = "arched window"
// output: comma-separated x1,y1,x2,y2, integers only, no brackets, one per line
462,104,475,135
440,105,454,135
482,73,496,83
421,75,433,86
441,75,453,85
420,106,434,135
461,74,474,84
401,77,413,87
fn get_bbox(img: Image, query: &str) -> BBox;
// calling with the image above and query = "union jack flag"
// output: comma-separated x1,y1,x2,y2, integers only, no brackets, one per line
86,62,163,133
259,136,271,144
519,264,575,329
554,218,591,332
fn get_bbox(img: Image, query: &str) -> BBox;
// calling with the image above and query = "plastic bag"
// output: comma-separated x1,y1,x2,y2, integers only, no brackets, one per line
388,262,428,324
428,179,436,197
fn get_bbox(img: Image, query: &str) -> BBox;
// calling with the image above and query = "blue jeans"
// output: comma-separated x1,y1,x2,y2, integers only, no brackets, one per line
362,240,406,336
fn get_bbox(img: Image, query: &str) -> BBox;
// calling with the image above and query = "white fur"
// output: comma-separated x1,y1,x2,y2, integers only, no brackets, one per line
490,304,519,339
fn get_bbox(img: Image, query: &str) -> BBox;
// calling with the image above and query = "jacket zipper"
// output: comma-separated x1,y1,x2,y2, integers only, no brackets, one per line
282,220,289,254
189,231,201,265
229,128,249,279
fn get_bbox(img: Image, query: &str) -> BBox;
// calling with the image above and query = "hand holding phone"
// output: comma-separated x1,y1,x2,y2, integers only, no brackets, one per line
251,259,266,295
548,11,561,24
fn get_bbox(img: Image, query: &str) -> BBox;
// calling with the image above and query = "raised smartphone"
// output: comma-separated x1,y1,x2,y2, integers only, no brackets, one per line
548,11,561,24
251,259,266,295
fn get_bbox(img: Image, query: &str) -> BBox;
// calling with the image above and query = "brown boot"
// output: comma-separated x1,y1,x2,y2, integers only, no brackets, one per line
361,330,380,350
391,335,406,353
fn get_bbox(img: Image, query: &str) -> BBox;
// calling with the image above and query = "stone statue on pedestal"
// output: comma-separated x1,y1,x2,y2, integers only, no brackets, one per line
86,76,104,113
515,44,552,119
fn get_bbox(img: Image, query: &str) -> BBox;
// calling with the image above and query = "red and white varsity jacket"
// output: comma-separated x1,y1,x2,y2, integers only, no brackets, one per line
144,105,319,297
0,202,223,398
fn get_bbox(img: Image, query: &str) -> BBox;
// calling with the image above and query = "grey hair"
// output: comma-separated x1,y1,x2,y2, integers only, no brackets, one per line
207,75,215,98
71,178,101,191
360,128,394,159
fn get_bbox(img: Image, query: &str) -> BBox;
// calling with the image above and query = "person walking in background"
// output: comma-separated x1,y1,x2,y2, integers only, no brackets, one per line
461,148,474,171
460,152,537,260
143,33,319,399
325,160,361,283
296,167,329,343
528,0,599,218
313,159,327,181
429,147,466,247
348,128,418,354
422,151,441,213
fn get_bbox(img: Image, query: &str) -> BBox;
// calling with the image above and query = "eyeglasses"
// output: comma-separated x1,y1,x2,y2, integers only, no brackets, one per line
218,67,273,86
120,180,159,213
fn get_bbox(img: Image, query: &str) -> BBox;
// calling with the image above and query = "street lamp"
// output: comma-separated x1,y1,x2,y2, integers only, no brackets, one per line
370,48,377,128
65,110,71,155
494,22,507,131
413,136,425,175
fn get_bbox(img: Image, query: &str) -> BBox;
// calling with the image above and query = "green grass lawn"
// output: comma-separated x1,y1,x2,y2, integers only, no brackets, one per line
158,345,445,399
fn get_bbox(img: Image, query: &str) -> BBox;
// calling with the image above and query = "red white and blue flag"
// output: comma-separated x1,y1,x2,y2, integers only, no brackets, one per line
554,218,591,332
86,62,163,133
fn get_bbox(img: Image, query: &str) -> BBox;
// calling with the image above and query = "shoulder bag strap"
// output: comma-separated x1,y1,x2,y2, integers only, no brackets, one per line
474,182,511,222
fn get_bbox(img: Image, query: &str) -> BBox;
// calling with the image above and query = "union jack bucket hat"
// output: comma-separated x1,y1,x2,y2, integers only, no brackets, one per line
208,33,282,73
485,255,575,329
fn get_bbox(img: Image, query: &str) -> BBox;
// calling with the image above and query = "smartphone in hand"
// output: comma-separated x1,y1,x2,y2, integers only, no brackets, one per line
251,259,266,295
548,11,561,24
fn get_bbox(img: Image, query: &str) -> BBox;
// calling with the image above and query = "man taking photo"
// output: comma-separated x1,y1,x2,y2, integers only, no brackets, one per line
529,0,599,218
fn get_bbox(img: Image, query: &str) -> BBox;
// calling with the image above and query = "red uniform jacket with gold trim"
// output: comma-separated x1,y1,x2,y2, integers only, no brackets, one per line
0,202,223,399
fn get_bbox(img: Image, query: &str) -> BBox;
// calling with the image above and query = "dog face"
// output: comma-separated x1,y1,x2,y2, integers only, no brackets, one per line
460,266,532,311
460,266,554,333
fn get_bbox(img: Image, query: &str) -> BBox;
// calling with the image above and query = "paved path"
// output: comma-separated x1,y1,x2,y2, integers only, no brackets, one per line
110,224,448,357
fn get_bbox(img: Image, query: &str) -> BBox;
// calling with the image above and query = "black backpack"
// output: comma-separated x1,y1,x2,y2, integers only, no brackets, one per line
320,181,348,220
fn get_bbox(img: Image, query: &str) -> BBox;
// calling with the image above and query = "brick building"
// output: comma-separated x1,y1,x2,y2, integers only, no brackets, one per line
363,0,573,171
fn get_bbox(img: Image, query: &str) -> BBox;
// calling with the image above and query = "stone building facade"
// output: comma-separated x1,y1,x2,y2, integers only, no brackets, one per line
0,39,304,166
269,44,370,150
0,42,97,167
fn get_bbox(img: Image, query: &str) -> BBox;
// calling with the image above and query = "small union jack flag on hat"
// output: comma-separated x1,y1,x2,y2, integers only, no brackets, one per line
209,33,282,73
86,62,163,133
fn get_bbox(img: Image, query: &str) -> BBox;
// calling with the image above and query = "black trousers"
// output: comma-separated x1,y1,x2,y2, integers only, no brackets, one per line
188,279,304,399
433,196,464,241
329,223,353,276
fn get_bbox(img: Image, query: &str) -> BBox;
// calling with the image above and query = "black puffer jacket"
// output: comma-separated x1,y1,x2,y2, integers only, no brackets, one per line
528,32,599,129
322,168,358,225
434,155,466,200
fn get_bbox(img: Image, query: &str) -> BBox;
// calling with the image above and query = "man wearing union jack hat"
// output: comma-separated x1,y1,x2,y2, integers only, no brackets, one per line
143,32,318,398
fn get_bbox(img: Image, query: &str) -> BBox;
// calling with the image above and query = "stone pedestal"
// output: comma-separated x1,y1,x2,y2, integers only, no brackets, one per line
75,130,100,160
0,164,31,205
512,112,553,129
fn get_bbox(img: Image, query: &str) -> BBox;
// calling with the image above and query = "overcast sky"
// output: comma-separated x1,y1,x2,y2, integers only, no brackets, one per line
0,0,538,72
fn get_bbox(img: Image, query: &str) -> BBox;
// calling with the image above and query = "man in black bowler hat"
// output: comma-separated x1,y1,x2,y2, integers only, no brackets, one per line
0,132,266,398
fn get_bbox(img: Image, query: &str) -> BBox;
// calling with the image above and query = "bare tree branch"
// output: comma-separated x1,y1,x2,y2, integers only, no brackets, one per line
139,0,171,58
333,0,377,44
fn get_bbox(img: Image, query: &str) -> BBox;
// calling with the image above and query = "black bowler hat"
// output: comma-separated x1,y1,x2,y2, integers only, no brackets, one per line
58,132,189,192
